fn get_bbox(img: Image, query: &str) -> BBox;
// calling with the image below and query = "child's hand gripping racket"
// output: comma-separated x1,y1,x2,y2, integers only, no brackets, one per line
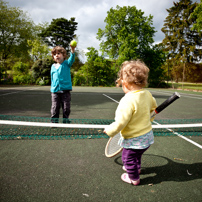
105,92,180,158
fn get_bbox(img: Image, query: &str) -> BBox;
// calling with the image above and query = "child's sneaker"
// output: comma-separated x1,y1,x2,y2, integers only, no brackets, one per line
122,166,127,171
121,173,140,186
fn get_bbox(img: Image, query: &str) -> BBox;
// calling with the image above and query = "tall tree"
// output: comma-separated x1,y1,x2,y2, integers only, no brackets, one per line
0,0,35,69
161,0,202,82
96,5,166,86
191,0,202,32
40,17,78,53
96,5,156,65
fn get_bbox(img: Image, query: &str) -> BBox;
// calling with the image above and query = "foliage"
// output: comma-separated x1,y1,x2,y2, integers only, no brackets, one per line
185,63,202,82
73,47,116,86
97,5,156,65
71,52,84,72
40,17,78,53
96,5,167,86
13,74,34,84
1,1,201,87
12,62,34,84
27,39,51,61
142,44,167,87
171,62,202,82
12,62,30,75
191,0,202,32
72,71,86,86
0,1,35,67
161,0,202,82
31,57,54,85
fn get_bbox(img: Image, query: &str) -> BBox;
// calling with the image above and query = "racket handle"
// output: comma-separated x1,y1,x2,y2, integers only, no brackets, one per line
150,110,157,118
155,92,180,114
151,92,180,117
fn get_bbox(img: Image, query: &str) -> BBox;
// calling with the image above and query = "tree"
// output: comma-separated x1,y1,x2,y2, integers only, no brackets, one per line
27,39,50,61
96,5,167,86
142,44,166,87
191,0,202,32
71,52,84,71
0,1,35,68
97,5,156,65
40,17,78,53
27,22,51,61
161,0,202,83
73,47,115,86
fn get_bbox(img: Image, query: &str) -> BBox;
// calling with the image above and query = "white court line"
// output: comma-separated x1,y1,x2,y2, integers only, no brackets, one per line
103,94,119,103
103,93,202,149
153,121,202,149
0,87,40,96
150,90,202,100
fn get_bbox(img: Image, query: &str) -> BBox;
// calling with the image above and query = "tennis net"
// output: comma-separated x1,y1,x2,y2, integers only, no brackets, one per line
0,115,202,140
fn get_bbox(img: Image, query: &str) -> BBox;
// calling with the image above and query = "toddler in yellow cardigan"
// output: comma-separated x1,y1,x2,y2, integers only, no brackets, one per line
104,60,157,185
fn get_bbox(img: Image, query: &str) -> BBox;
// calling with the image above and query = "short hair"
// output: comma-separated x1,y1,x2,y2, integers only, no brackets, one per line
116,60,149,87
51,46,67,59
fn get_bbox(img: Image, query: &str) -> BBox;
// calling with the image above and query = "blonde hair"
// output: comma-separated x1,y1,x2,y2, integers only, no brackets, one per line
51,46,67,60
116,60,149,87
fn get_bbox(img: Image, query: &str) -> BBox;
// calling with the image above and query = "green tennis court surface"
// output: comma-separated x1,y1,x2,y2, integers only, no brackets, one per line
0,86,202,201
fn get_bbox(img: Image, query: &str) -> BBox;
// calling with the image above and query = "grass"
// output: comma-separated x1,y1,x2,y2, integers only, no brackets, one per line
168,81,202,91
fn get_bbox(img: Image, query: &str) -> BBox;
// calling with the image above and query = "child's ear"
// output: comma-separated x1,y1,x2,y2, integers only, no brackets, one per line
122,80,128,87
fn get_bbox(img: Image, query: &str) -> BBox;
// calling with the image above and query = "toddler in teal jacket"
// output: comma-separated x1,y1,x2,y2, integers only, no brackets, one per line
50,44,76,123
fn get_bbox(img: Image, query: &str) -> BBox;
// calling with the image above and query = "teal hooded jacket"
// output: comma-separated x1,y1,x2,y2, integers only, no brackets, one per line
50,53,75,93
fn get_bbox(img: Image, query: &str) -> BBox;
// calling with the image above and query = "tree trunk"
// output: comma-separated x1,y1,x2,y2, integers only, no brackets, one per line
182,63,185,90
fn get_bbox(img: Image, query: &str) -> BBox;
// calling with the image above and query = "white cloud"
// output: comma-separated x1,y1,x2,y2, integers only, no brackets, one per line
5,0,201,61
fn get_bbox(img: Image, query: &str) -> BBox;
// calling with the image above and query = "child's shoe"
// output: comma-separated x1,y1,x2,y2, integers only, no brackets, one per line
122,166,127,171
121,173,140,186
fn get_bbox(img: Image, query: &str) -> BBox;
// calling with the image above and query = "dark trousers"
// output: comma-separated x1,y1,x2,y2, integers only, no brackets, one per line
122,147,149,180
51,91,71,122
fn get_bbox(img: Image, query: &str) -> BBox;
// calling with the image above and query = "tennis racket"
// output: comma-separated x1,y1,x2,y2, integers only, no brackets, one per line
105,92,180,158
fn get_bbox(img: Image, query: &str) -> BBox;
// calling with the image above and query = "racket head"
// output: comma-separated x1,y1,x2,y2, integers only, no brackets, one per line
105,132,123,158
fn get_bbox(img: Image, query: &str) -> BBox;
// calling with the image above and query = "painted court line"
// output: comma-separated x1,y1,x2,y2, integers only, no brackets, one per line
0,87,40,96
103,94,119,103
150,90,202,100
103,94,202,149
153,121,202,149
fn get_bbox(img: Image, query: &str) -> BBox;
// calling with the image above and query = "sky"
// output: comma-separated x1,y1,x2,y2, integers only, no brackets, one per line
5,0,200,62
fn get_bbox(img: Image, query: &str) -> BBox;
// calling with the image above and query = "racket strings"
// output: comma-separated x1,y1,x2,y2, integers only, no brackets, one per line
105,133,122,157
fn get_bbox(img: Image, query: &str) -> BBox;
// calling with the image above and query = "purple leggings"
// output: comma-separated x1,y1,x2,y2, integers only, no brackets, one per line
122,147,149,180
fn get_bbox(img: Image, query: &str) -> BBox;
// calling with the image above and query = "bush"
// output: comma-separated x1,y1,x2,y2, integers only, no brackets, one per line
148,81,171,88
13,74,34,84
11,62,34,84
13,62,30,75
31,57,53,85
73,72,87,86
36,77,50,85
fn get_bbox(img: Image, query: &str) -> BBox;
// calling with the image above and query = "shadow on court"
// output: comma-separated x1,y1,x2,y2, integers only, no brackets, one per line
114,154,202,185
